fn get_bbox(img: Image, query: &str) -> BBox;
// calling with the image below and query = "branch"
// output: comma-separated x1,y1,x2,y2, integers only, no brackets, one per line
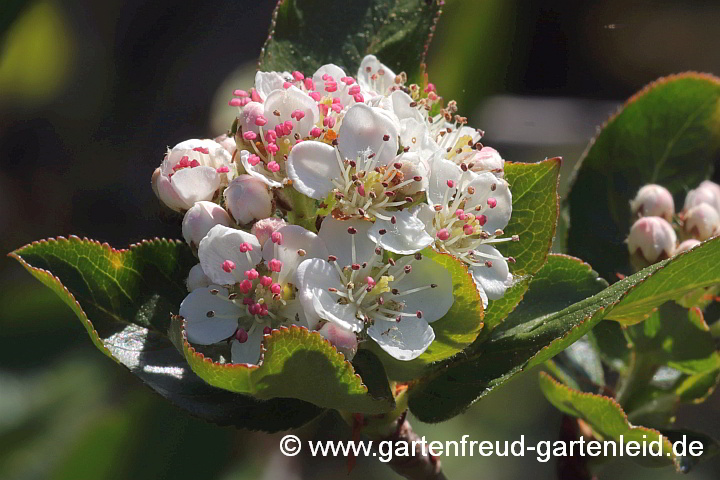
374,411,448,480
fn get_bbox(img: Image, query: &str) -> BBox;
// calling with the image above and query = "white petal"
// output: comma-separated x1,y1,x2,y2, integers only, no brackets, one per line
186,263,211,292
295,259,363,332
170,166,220,207
357,55,396,95
312,63,347,87
427,158,462,206
318,216,376,268
286,141,343,199
463,173,512,232
198,225,262,285
392,256,453,322
262,224,329,285
156,172,189,211
400,118,438,156
238,150,284,188
390,90,423,121
337,103,399,168
312,64,354,105
411,203,437,236
369,210,433,254
230,323,266,365
180,287,239,345
470,245,511,303
254,71,290,100
367,318,434,361
396,152,429,195
264,86,320,138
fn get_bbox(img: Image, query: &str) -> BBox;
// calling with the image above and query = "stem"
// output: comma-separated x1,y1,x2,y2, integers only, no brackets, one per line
615,353,658,407
375,411,448,480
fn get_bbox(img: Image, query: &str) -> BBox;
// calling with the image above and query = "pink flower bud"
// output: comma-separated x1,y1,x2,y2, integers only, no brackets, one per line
630,184,674,221
683,203,720,241
684,180,720,213
470,147,504,177
317,323,358,360
238,101,265,135
251,217,287,246
213,134,236,155
627,216,676,263
223,175,273,225
676,238,701,254
181,201,232,247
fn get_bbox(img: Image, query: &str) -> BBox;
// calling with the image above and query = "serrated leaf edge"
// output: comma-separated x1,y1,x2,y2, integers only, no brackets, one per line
539,371,682,471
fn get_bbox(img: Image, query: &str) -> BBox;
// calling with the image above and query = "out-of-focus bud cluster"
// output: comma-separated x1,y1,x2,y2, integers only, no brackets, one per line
627,181,720,267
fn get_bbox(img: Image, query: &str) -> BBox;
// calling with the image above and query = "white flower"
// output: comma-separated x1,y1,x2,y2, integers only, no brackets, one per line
630,184,674,221
627,216,676,263
374,158,515,307
223,174,274,225
251,217,287,246
288,103,432,228
683,203,720,241
153,139,233,211
182,201,233,247
253,70,292,101
294,216,453,361
180,224,328,364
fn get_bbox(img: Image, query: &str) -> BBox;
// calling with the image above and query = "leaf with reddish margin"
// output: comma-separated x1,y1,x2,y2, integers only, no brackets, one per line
408,240,720,422
10,237,324,432
177,321,394,414
566,73,720,281
259,0,443,83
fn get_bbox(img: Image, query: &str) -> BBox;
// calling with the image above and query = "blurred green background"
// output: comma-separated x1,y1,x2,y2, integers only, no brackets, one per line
1,1,719,479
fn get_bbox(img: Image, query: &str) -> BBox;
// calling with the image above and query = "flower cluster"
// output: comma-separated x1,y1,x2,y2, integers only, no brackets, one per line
627,180,720,265
152,55,517,364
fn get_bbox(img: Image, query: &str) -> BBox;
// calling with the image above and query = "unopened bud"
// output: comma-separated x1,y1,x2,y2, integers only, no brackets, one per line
676,238,701,254
224,175,273,225
251,217,287,246
684,180,720,213
237,101,265,135
182,201,233,247
627,216,676,264
469,146,504,177
630,184,674,221
317,323,358,360
683,203,720,241
213,133,236,155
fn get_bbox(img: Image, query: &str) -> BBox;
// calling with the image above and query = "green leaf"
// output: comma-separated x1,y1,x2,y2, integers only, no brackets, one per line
604,238,720,325
408,254,606,422
408,239,720,422
546,336,606,394
179,321,394,414
539,372,678,469
499,158,561,276
587,320,631,374
626,303,720,375
567,73,720,281
364,249,484,381
10,237,323,432
259,0,443,82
